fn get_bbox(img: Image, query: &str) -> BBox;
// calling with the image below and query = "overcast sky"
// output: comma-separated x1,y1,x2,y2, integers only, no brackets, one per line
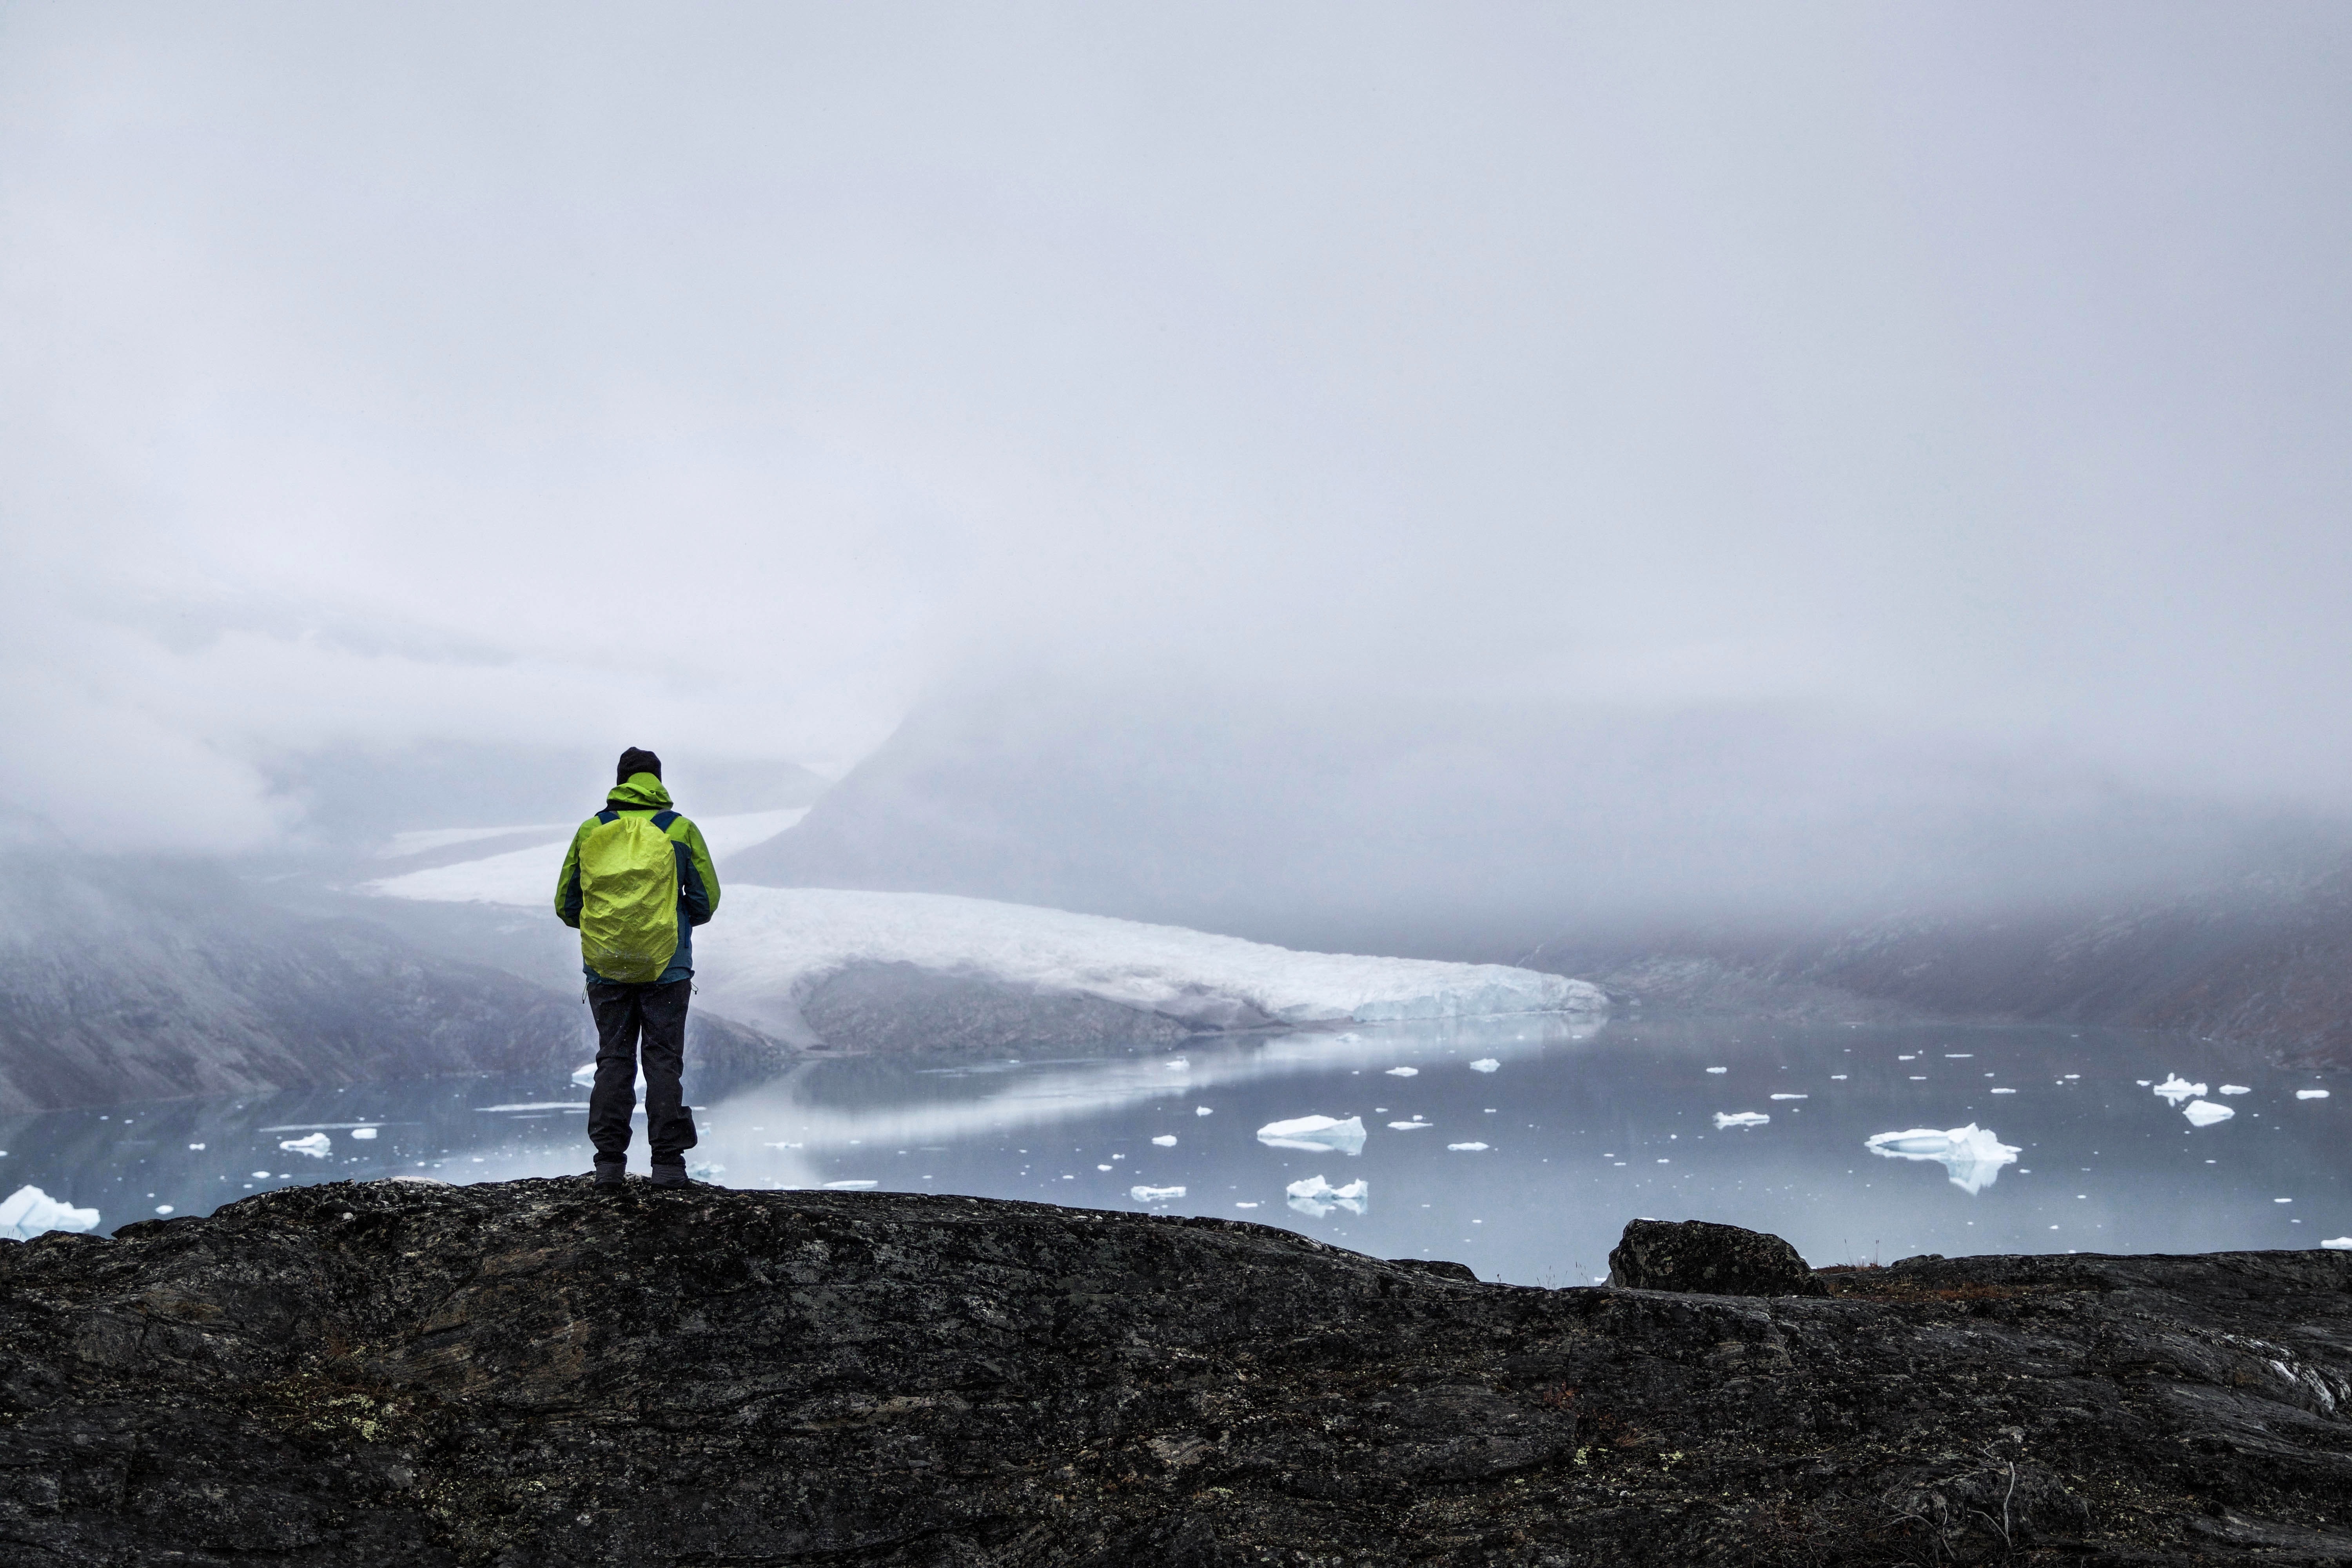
5,3,2350,851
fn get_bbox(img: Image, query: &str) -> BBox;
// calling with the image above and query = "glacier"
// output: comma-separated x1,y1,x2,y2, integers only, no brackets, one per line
1864,1124,2021,1194
0,1184,100,1240
368,842,1605,1038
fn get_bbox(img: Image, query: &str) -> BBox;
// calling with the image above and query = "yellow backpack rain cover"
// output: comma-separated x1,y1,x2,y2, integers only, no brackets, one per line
576,811,681,983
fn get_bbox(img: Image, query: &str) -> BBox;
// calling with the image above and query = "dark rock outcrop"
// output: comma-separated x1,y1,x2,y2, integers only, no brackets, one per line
800,960,1197,1053
7,1182,2352,1564
1607,1218,1826,1297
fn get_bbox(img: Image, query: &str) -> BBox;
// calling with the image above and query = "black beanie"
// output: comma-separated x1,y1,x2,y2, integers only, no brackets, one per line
615,747,662,785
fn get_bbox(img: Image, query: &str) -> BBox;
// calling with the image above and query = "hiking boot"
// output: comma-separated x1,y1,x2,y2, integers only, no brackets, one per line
649,1162,688,1189
593,1161,626,1189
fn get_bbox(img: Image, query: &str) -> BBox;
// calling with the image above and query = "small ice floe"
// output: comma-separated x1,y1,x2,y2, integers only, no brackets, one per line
187,1143,206,1151
2323,1237,2352,1250
1130,1185,1186,1202
154,1205,173,1214
1989,1087,2016,1094
2182,1100,2236,1127
0,1185,100,1240
1705,1067,1728,1074
2219,1085,2252,1096
1769,1093,1808,1101
1469,1059,1500,1073
1235,1201,1259,1209
1195,1106,1214,1116
1713,1112,1770,1129
1830,1074,1848,1080
1151,1134,1178,1147
351,1127,378,1140
1285,1175,1366,1217
2298,1089,2331,1100
1164,1059,1189,1071
1864,1124,2021,1194
252,1171,271,1178
686,1161,724,1181
1944,1053,1973,1059
1446,1142,1491,1152
1096,1164,1113,1171
1256,1115,1368,1155
1385,1067,1419,1077
2154,1074,2206,1105
1387,1119,1434,1131
822,1180,877,1190
2136,1079,2152,1087
279,1133,333,1159
571,1062,597,1087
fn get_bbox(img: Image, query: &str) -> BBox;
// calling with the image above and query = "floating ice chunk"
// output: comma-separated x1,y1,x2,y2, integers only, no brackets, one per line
1713,1112,1770,1129
1129,1185,1186,1201
1769,1094,1808,1101
187,1143,206,1151
571,1061,596,1087
1864,1124,2022,1194
1151,1134,1178,1147
0,1185,100,1240
1989,1087,2016,1094
2153,1074,2206,1105
2136,1079,2151,1087
1446,1142,1491,1152
1256,1115,1367,1155
1235,1201,1259,1209
1385,1067,1419,1077
252,1171,271,1178
154,1205,173,1214
1387,1120,1434,1131
1195,1106,1214,1116
1097,1164,1113,1171
1165,1059,1189,1071
1284,1175,1366,1217
1705,1067,1728,1074
2182,1100,2235,1127
352,1127,378,1139
2218,1085,2252,1095
686,1161,724,1181
2274,1197,2292,1203
280,1134,332,1159
1469,1059,1500,1073
822,1180,877,1190
2324,1237,2352,1250
2298,1089,2331,1100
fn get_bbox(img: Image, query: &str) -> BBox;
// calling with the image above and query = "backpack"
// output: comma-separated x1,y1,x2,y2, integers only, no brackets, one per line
577,809,682,983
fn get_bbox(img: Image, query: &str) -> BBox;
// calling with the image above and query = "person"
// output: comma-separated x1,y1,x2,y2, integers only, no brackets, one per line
555,746,721,1188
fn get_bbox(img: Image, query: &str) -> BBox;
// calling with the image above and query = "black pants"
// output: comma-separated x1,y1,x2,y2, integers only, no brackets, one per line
586,978,697,1167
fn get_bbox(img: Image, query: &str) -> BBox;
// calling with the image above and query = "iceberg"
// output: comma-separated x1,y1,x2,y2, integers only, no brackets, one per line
2298,1089,2331,1100
0,1185,100,1240
1769,1093,1808,1101
1284,1175,1366,1217
1446,1142,1490,1152
687,1161,725,1181
1713,1112,1770,1129
2154,1074,2206,1105
1387,1119,1433,1131
1130,1185,1186,1202
1151,1134,1177,1147
1195,1106,1214,1116
1256,1115,1367,1155
279,1133,332,1159
1705,1066,1728,1074
2324,1237,2352,1250
1468,1059,1500,1073
2219,1085,2251,1095
1864,1124,2021,1194
1384,1066,1419,1077
571,1062,596,1087
2182,1100,2235,1127
822,1179,877,1190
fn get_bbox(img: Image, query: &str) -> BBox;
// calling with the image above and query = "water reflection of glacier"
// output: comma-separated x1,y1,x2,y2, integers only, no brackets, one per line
1865,1124,2022,1194
707,1016,1595,1189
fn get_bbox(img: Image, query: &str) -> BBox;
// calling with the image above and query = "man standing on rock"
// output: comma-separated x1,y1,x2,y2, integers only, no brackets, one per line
555,747,721,1189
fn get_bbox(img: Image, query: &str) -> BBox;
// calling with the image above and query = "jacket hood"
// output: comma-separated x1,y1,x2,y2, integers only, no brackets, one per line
606,773,674,809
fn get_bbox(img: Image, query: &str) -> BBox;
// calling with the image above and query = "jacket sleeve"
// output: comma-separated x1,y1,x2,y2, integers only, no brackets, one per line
677,819,720,926
555,825,587,928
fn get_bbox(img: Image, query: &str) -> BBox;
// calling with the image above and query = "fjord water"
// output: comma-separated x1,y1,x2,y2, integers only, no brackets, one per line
4,1017,2344,1281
